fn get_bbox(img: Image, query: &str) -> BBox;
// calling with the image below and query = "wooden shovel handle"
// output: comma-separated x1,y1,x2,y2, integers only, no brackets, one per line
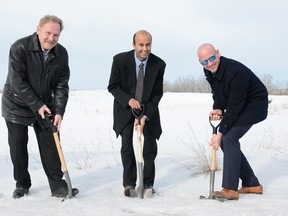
137,127,143,163
210,134,218,171
209,117,221,171
53,132,68,172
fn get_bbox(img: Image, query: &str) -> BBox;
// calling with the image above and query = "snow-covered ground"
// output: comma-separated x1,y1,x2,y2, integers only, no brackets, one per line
0,91,287,216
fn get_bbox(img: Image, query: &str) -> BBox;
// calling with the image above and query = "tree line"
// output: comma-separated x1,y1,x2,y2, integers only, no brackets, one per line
164,74,288,95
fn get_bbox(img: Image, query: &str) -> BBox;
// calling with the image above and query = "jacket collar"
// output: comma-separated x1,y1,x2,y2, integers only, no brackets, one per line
204,56,226,81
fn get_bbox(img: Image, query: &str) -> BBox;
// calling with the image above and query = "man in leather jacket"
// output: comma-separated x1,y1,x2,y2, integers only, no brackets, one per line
1,15,77,198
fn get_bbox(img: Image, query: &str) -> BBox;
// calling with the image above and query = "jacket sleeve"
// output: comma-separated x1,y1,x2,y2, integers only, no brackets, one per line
53,51,70,117
144,61,166,120
107,56,133,108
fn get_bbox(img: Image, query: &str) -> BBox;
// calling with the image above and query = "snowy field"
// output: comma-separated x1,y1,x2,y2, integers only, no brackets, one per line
0,90,288,216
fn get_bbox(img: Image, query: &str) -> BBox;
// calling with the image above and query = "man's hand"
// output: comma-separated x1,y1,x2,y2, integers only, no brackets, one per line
210,133,222,150
209,109,222,120
38,105,51,119
53,114,63,131
129,98,142,110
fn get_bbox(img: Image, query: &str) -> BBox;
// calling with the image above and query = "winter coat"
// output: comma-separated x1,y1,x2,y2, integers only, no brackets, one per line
1,33,70,126
204,56,268,135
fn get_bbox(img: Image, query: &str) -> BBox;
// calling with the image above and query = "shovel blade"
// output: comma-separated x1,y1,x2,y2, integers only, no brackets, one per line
63,171,73,199
128,188,138,198
209,170,215,198
199,170,216,200
143,188,153,198
137,162,144,198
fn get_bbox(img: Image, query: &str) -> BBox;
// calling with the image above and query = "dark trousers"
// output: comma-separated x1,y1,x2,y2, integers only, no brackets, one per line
120,119,157,187
5,120,66,192
220,125,260,190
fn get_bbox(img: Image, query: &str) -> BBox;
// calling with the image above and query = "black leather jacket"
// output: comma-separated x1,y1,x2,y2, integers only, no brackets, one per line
1,33,70,126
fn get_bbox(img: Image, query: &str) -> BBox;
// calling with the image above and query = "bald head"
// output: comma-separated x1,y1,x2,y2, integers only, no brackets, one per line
133,30,152,45
197,43,216,57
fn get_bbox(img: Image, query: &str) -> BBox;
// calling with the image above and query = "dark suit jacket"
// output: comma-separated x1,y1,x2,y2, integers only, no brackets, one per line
204,56,268,135
108,50,166,139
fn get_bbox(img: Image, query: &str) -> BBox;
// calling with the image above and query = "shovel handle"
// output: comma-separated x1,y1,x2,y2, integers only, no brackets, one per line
210,134,218,171
209,117,222,171
53,132,68,172
44,113,73,199
132,104,145,125
44,113,57,133
209,117,221,134
44,113,68,172
137,128,143,163
132,105,145,163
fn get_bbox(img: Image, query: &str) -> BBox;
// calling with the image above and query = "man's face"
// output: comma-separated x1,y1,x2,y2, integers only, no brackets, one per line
36,21,61,51
198,49,220,73
133,33,152,61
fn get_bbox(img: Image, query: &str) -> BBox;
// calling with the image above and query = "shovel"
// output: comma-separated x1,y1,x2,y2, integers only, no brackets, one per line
132,105,146,199
200,117,221,200
44,113,73,200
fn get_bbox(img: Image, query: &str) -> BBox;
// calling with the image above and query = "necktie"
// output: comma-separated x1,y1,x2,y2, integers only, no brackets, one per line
135,63,144,103
43,51,49,62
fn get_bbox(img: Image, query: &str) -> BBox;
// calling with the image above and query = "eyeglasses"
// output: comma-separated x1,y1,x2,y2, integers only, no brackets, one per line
200,55,216,66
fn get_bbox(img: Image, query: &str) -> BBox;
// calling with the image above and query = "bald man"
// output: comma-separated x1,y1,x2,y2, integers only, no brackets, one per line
197,43,268,200
108,30,166,197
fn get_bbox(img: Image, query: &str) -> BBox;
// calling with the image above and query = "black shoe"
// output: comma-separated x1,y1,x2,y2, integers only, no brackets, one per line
13,187,29,199
124,185,137,197
52,187,79,198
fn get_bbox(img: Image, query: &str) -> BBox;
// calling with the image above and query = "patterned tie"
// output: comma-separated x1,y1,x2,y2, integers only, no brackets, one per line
43,51,49,62
135,63,144,103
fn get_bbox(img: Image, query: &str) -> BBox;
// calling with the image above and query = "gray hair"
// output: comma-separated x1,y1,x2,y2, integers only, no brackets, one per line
39,15,64,32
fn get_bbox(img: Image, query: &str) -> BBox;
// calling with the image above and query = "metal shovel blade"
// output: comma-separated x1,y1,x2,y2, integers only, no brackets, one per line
143,188,153,198
63,171,73,199
128,188,138,198
208,170,215,199
199,170,216,200
137,162,144,199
